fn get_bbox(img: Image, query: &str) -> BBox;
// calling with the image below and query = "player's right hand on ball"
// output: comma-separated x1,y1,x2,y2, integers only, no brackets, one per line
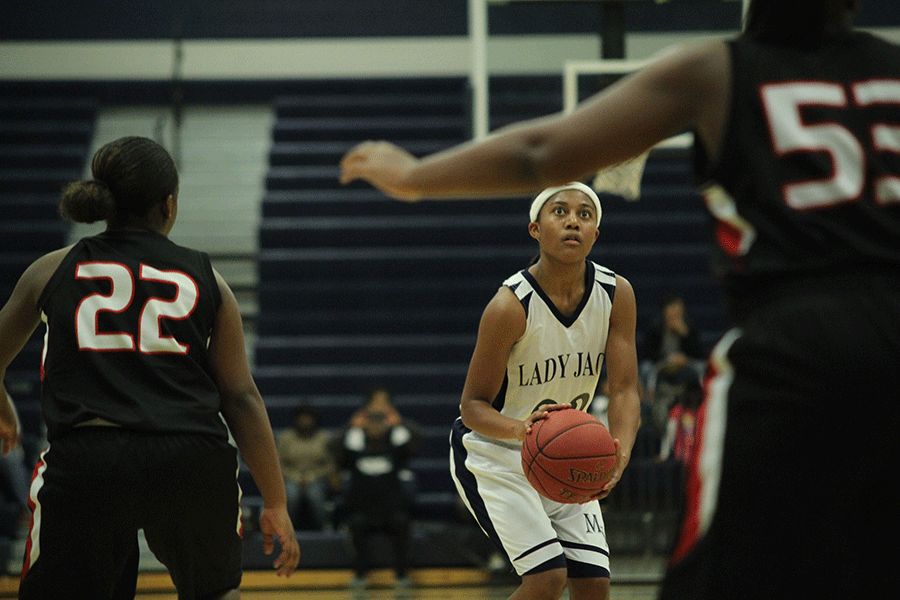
522,403,571,438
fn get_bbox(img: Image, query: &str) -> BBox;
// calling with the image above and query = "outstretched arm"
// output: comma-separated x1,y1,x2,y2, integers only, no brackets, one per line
209,270,300,577
339,40,729,201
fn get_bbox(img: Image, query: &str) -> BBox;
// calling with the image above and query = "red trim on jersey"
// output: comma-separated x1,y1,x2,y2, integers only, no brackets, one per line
669,364,716,565
714,220,745,258
21,453,48,579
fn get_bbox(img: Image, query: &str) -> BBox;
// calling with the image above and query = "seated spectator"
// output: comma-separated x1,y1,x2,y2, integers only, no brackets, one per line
276,405,338,530
334,386,421,589
640,294,706,434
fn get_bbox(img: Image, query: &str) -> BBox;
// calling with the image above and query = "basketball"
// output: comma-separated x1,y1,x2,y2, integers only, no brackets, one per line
521,408,617,504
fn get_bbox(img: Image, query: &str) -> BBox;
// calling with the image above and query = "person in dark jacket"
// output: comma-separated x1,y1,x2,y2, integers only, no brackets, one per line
335,386,421,589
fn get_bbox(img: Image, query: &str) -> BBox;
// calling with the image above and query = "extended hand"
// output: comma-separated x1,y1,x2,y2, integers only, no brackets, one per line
339,141,421,201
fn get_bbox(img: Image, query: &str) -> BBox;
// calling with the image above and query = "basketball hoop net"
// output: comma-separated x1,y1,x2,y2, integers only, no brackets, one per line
562,59,654,202
591,150,650,202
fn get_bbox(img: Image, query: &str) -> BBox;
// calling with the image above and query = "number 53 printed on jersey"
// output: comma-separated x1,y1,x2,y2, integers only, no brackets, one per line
762,79,900,209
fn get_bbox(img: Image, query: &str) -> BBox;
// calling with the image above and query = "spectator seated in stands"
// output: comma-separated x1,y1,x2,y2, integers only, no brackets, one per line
639,294,706,435
276,405,339,531
333,386,421,589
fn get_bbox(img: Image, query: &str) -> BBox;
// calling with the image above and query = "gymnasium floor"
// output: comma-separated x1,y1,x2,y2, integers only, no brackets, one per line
133,585,660,600
126,566,662,600
0,571,660,599
0,537,667,598
0,566,662,598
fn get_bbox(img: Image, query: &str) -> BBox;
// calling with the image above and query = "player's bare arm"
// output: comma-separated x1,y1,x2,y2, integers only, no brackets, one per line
599,275,641,496
209,270,300,577
0,248,72,454
0,248,71,369
460,286,535,441
339,40,729,202
0,264,44,440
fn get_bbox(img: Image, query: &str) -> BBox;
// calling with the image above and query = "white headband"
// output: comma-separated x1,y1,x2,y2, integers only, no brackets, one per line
529,182,602,228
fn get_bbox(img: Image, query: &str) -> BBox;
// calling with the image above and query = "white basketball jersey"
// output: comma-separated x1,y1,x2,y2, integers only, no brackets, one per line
450,260,617,576
497,261,616,422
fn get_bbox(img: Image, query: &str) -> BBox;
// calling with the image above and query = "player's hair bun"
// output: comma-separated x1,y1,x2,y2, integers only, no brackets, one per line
59,179,115,224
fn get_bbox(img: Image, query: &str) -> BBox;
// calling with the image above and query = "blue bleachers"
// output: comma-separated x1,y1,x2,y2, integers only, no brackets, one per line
0,86,96,515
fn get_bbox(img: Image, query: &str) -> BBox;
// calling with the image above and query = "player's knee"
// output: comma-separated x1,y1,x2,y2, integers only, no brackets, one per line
568,575,610,600
520,567,568,600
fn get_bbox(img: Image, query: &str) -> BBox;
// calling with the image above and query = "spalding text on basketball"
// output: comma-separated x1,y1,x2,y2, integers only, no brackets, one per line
566,466,615,484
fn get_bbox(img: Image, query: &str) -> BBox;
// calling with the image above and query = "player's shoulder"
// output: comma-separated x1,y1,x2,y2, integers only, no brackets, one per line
645,38,730,86
612,273,635,298
29,245,77,286
480,280,529,333
502,268,530,289
35,245,77,268
16,244,78,310
488,283,528,318
589,261,616,284
609,273,636,314
501,268,538,303
669,38,730,63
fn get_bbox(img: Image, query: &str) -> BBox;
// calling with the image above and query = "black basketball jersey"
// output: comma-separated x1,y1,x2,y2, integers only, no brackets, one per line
695,32,900,320
38,229,227,441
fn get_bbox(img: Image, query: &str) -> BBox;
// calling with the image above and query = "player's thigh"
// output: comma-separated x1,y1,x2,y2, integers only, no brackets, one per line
453,442,564,576
546,500,610,578
21,429,140,599
140,434,242,598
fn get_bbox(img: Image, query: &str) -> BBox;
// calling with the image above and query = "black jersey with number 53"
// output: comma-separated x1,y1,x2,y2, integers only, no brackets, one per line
695,32,900,319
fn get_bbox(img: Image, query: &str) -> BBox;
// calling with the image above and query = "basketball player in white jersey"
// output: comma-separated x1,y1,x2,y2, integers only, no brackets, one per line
450,183,641,600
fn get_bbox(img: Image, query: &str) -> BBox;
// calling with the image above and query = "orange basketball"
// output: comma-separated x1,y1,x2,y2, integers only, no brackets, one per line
521,408,617,504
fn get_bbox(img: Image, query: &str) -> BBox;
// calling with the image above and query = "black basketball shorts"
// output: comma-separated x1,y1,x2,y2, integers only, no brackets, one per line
659,272,900,599
19,427,243,600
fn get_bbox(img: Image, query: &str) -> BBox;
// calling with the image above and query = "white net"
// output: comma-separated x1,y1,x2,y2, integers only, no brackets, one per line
591,150,650,202
563,59,653,201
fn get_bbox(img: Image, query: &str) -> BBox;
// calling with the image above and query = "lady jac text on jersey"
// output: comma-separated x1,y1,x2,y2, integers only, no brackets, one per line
516,352,604,387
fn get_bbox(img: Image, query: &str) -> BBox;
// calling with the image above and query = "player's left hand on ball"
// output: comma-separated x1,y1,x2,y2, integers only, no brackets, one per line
587,439,626,501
